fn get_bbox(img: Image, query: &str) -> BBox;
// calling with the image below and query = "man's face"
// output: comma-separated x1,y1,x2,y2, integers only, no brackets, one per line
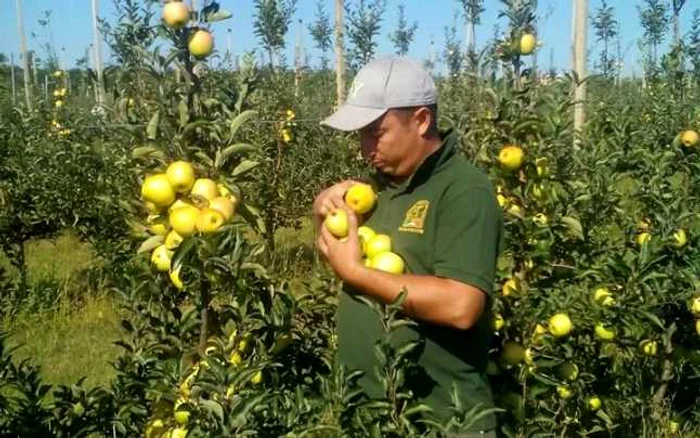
358,109,423,178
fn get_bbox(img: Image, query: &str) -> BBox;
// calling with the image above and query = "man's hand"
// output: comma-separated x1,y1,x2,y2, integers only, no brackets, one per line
312,179,362,232
316,205,365,282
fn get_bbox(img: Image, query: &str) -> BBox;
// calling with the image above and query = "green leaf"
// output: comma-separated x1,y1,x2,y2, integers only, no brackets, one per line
171,238,196,273
560,216,584,240
137,235,164,254
228,110,257,143
216,143,260,169
178,100,189,128
131,146,165,160
638,310,666,331
204,10,232,22
182,120,210,137
237,203,267,235
146,110,160,140
199,399,224,422
230,393,266,428
232,160,260,177
195,152,214,167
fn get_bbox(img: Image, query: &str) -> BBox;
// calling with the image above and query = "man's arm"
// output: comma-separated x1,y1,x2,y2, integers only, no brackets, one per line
316,206,488,330
345,266,487,330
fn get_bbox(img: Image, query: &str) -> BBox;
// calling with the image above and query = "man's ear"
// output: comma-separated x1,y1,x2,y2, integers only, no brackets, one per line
415,107,432,136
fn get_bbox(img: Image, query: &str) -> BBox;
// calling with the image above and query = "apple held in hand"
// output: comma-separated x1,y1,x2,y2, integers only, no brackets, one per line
369,251,405,274
324,209,349,238
345,183,376,214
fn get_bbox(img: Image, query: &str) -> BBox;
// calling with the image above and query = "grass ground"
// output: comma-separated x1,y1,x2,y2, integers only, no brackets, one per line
1,220,318,388
1,231,122,388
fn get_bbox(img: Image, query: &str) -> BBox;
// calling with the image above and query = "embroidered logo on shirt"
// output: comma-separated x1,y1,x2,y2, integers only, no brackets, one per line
399,200,429,234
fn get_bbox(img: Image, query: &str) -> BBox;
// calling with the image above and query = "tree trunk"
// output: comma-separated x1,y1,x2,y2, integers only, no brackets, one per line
30,52,38,86
18,241,27,304
16,0,33,109
10,53,17,106
334,0,346,107
572,0,588,148
198,276,210,354
673,12,680,47
92,0,106,107
294,19,303,97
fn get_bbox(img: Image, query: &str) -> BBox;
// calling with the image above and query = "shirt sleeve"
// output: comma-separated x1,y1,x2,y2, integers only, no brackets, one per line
433,185,503,296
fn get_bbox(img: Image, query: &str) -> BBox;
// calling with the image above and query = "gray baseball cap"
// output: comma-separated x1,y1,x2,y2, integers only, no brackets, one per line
321,55,438,132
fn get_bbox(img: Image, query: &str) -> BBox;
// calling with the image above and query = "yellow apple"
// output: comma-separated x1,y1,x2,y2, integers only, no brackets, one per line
165,230,184,249
594,287,612,304
147,215,169,236
556,385,573,399
151,245,172,272
209,196,235,221
689,296,700,316
345,183,376,214
171,427,189,438
672,229,687,248
174,408,190,425
535,157,549,177
196,208,225,233
492,313,505,331
595,323,616,341
365,234,392,258
369,251,405,274
640,339,658,356
519,33,536,55
499,145,524,171
324,209,349,238
163,1,190,29
501,341,525,366
190,178,219,203
681,129,699,147
170,265,184,290
169,199,192,212
217,183,232,198
169,205,200,236
548,313,573,337
188,29,214,58
141,174,176,207
588,396,602,411
357,226,376,255
557,362,579,381
637,232,651,246
166,161,196,193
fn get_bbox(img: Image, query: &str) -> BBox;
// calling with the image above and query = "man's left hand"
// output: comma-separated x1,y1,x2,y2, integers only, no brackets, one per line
317,206,365,282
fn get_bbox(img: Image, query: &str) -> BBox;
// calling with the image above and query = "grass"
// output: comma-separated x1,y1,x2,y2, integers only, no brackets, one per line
0,230,95,283
0,220,319,389
1,230,121,388
3,294,122,388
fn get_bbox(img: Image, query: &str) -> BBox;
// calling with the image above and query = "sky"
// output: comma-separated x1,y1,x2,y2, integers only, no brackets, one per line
0,0,697,76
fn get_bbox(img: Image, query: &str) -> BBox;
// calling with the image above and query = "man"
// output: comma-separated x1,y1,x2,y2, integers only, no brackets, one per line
313,56,503,437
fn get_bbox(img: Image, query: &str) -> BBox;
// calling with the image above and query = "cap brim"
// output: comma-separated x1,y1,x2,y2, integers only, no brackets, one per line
320,104,387,131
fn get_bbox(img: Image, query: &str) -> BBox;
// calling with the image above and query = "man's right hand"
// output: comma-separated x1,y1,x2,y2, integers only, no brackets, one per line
312,179,361,232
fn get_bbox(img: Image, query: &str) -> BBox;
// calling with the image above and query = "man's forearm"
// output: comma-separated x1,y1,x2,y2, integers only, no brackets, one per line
344,266,486,330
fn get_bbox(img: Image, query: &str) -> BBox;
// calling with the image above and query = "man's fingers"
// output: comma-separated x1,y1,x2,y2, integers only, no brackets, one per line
342,205,359,239
316,233,329,256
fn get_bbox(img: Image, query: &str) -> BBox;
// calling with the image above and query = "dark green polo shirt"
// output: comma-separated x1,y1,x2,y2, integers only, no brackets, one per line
336,128,503,432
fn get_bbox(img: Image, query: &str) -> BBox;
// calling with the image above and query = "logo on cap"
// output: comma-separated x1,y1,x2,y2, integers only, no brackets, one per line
349,80,364,100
